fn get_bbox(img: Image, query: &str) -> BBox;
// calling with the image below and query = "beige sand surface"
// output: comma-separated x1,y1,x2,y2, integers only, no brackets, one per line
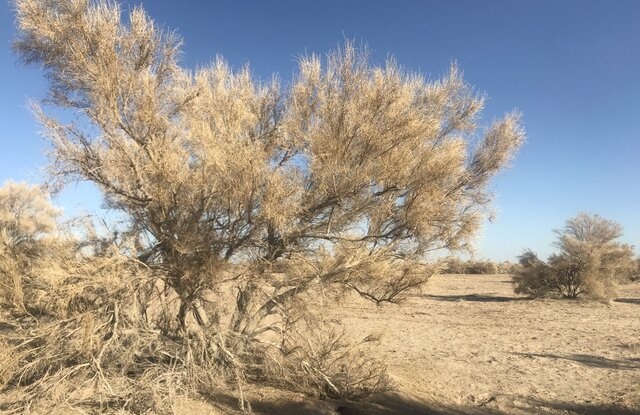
245,274,640,414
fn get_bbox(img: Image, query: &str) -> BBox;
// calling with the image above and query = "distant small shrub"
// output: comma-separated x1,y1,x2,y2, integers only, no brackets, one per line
465,260,498,274
512,250,559,298
631,259,640,282
442,257,508,274
442,257,465,274
513,213,636,300
497,261,521,275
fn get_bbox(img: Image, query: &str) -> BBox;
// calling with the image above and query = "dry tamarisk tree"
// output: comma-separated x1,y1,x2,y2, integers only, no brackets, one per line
514,213,636,299
9,0,523,408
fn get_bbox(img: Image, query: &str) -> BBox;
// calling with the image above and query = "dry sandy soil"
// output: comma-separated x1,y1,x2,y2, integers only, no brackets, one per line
216,274,640,415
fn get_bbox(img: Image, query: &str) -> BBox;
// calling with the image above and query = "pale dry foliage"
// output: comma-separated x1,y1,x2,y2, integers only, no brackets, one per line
513,213,636,300
0,181,61,311
5,0,524,411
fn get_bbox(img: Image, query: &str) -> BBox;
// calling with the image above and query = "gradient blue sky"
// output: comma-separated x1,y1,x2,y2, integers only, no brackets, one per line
1,0,638,261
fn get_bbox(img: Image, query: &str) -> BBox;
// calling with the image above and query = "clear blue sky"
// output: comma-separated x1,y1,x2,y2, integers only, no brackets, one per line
1,0,638,261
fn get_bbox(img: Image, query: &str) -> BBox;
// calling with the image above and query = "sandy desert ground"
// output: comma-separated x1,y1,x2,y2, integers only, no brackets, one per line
204,274,640,415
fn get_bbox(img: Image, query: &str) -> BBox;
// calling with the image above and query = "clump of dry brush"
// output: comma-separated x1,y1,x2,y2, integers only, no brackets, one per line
0,183,198,413
0,183,390,414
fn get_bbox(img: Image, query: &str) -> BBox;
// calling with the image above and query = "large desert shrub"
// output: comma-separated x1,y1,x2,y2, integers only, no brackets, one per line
513,213,636,299
8,0,524,410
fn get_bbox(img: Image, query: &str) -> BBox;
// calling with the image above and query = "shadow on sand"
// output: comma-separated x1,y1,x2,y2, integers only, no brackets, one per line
506,397,640,415
614,297,640,304
246,392,491,415
211,391,639,415
511,352,640,370
423,294,527,303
